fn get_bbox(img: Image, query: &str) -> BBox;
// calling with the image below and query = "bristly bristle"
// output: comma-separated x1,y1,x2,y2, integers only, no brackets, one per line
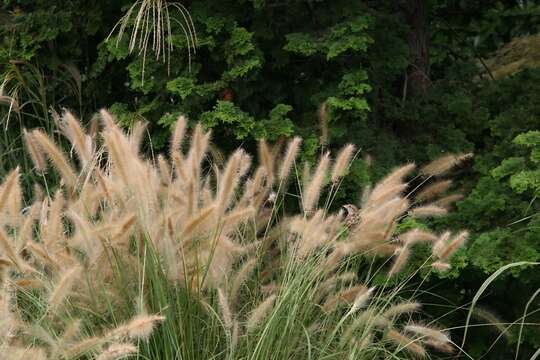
303,152,330,213
230,258,257,305
278,136,302,181
129,120,148,154
48,266,82,313
97,343,138,360
420,153,473,177
318,101,329,146
331,144,355,182
415,179,452,202
23,129,47,173
388,246,411,276
217,288,233,330
258,139,274,185
110,314,166,340
438,231,469,260
246,294,276,332
0,167,19,214
157,154,172,184
382,301,422,319
385,329,427,358
171,115,186,153
404,323,451,344
216,150,242,215
379,163,416,187
434,193,464,209
398,229,438,245
61,110,94,166
32,130,79,189
409,205,448,218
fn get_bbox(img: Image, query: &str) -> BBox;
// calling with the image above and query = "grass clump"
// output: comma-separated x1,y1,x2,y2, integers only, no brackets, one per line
0,110,472,359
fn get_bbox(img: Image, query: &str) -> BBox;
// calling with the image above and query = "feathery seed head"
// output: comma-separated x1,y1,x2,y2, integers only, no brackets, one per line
420,153,473,177
409,205,448,218
97,343,138,360
246,294,276,332
111,314,165,340
331,144,355,182
171,115,187,153
23,129,47,173
303,152,330,213
278,136,302,181
415,179,452,202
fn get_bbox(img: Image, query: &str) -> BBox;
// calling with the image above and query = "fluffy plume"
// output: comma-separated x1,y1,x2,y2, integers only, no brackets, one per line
303,152,330,212
278,137,302,181
471,307,511,340
32,130,78,188
64,337,104,359
157,154,172,183
48,266,82,312
383,302,422,319
322,284,368,313
246,295,276,332
388,247,411,276
129,120,148,154
258,140,274,185
420,153,473,176
331,144,355,182
318,102,329,146
0,228,21,268
97,343,138,360
415,180,452,202
61,110,93,166
409,205,448,218
0,167,19,215
399,229,438,245
230,258,257,303
111,314,166,340
434,193,464,209
386,329,427,358
171,115,186,152
182,206,216,236
217,288,233,330
379,163,416,187
349,286,375,314
404,324,451,344
100,108,117,129
424,339,455,353
438,231,469,260
23,129,47,173
216,150,242,215
432,231,451,258
431,261,451,271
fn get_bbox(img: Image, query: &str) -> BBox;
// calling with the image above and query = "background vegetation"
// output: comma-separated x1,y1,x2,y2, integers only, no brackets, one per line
1,0,540,358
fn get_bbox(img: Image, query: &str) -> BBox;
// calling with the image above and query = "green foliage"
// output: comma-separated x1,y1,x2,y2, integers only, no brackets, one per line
327,70,371,114
284,15,372,60
96,0,374,154
201,100,256,139
434,70,540,357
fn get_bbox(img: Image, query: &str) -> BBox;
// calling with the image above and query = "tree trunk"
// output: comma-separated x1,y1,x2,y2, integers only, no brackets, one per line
400,0,430,96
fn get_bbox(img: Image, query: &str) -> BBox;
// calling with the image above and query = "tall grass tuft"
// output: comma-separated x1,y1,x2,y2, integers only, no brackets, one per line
0,109,475,359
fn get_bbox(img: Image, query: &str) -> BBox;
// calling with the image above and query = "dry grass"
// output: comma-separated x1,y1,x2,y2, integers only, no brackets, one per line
0,109,471,359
